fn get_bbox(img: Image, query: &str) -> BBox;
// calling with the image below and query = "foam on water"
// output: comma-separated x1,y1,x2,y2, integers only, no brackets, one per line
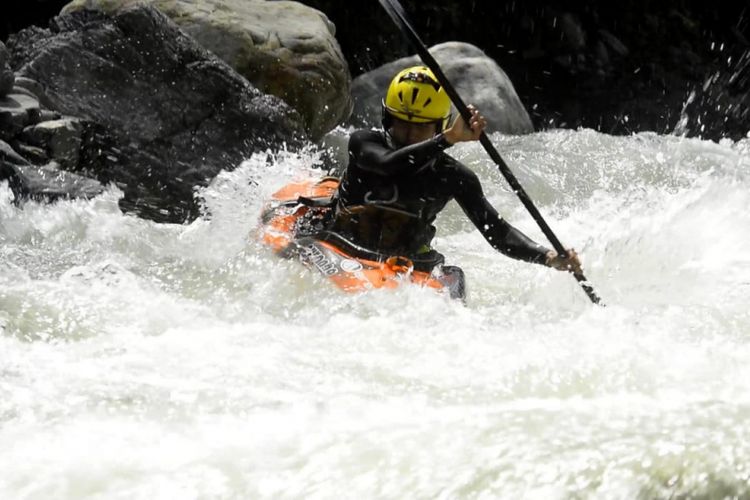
1,130,749,498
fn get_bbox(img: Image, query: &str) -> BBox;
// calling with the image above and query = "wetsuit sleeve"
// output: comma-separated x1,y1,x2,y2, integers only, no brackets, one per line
452,164,550,264
349,129,451,176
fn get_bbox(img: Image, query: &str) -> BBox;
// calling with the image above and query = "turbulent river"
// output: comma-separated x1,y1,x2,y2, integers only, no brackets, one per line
1,129,749,499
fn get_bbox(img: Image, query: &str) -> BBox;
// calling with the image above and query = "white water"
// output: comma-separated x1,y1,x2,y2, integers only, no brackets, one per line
1,129,749,499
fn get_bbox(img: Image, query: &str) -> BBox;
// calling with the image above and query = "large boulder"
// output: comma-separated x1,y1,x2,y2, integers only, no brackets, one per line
9,6,305,223
350,42,534,135
61,0,352,140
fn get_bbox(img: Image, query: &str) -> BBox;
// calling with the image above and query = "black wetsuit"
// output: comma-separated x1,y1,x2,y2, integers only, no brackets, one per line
329,128,550,270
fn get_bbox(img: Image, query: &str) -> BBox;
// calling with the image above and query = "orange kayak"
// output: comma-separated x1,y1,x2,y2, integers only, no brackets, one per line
258,177,465,299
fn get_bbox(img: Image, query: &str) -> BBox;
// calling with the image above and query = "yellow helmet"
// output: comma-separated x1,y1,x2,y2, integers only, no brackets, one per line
382,66,451,131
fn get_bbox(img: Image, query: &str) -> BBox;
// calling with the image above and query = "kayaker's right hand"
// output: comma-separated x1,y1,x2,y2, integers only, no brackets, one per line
444,105,486,144
545,248,583,275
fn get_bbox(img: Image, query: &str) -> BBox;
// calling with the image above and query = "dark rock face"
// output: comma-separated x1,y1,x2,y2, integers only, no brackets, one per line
7,5,306,222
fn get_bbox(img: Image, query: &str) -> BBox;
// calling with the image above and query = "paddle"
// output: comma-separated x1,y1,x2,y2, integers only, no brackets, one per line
379,0,603,305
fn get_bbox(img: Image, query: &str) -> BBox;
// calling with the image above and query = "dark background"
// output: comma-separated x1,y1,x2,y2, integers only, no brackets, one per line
4,0,749,140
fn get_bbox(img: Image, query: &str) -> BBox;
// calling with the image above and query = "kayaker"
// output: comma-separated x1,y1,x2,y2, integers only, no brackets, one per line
328,65,582,275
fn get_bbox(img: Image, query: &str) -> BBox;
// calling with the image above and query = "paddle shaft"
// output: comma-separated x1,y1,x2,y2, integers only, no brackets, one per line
379,0,602,305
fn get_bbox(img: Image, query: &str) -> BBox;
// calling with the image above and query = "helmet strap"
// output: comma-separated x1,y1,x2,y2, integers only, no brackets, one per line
381,103,394,132
440,112,452,133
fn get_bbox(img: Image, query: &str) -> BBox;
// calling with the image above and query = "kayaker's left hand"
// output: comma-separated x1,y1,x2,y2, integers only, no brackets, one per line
545,248,583,274
444,105,486,144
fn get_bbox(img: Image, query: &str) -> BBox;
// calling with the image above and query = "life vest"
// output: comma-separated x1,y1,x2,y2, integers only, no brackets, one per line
329,199,436,256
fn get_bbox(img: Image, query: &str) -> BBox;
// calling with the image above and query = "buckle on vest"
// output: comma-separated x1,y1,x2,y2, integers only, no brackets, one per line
385,256,414,275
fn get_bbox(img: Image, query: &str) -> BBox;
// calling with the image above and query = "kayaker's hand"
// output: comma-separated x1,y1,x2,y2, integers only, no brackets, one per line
545,248,583,274
444,105,486,144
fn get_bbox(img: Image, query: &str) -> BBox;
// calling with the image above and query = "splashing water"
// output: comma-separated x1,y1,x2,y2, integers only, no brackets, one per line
1,130,749,498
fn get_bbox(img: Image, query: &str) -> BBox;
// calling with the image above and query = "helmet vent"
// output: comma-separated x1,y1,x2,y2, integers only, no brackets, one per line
398,90,403,103
423,97,432,107
411,88,419,105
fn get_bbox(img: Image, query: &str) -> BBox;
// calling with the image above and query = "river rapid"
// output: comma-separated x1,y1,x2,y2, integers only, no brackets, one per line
1,129,749,499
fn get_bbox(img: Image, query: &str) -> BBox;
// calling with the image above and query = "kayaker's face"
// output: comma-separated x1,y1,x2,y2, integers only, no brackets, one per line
389,119,441,147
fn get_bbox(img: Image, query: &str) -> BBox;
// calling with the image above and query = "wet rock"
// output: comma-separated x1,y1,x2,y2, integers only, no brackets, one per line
560,13,586,52
11,141,49,164
62,0,352,140
598,30,629,57
0,139,30,166
11,77,44,98
0,93,42,141
8,85,38,101
4,26,54,70
10,5,305,222
350,42,533,135
11,76,55,109
21,118,82,169
39,109,62,122
0,42,14,97
0,160,104,202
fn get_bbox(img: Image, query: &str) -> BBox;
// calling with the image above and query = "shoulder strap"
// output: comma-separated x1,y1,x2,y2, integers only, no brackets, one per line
297,195,336,208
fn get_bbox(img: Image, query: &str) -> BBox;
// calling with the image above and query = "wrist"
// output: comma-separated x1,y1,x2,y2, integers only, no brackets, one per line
435,132,454,149
544,249,556,266
442,129,458,145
